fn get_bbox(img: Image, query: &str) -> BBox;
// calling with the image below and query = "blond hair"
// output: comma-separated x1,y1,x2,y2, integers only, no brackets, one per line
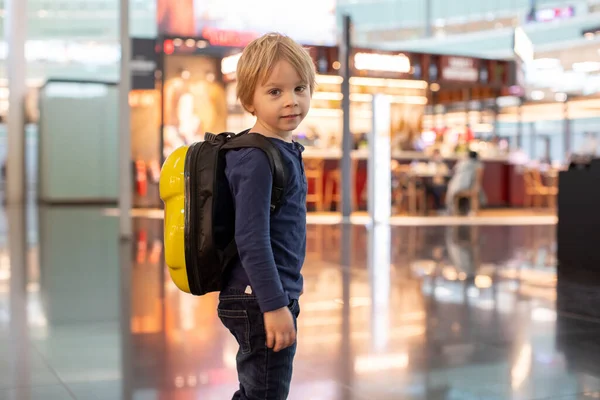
236,33,316,113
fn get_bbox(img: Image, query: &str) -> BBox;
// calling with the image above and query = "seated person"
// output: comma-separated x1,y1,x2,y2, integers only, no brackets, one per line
445,151,486,214
425,149,449,211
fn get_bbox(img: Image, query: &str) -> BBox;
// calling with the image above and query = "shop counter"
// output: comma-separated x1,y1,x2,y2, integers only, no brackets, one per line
302,148,512,209
302,148,509,162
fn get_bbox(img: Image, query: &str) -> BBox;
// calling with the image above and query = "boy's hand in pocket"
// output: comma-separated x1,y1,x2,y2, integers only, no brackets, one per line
264,306,296,352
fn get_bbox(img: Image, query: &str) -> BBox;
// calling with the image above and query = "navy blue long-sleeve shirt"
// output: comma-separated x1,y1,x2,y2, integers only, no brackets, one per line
224,136,307,313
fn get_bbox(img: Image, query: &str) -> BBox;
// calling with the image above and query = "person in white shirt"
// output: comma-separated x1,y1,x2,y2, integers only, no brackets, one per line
445,151,485,214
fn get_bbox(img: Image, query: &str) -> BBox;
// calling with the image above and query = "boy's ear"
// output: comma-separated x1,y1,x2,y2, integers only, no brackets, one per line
245,103,255,115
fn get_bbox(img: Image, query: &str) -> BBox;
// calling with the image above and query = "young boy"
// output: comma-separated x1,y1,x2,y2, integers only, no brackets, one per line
218,33,315,399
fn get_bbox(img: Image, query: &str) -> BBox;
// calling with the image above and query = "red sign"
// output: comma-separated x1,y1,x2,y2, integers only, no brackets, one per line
528,6,575,22
201,27,259,47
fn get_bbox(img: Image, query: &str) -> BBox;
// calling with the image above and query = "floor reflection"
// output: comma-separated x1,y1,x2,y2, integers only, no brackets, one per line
0,206,599,400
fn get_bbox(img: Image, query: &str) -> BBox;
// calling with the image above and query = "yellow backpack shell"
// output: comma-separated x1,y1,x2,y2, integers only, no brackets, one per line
159,145,191,293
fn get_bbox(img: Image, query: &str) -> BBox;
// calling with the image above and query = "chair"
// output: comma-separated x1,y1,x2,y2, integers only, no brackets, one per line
453,167,484,216
304,158,325,211
523,168,558,208
323,158,363,211
392,164,426,215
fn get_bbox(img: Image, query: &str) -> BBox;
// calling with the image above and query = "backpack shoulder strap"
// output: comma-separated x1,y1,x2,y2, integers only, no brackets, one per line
221,133,287,211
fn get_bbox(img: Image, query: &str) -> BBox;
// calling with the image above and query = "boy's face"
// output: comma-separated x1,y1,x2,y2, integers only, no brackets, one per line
246,60,311,139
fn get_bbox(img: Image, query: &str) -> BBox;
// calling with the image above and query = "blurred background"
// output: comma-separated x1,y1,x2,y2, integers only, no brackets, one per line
1,0,599,214
1,1,600,399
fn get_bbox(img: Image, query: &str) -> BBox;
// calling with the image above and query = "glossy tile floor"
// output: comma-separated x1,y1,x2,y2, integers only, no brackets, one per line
1,206,600,400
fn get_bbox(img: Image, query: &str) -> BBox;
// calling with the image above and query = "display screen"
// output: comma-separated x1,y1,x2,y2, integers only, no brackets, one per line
157,0,337,45
162,56,228,159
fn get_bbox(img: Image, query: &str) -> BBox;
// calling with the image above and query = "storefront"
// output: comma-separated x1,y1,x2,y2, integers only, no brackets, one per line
129,30,515,210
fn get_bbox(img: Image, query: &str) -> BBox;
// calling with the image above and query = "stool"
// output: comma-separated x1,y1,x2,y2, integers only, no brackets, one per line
304,158,325,211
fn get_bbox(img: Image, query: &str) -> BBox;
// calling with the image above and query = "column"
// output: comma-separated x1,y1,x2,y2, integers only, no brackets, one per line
517,100,523,149
119,0,133,238
424,0,433,38
8,207,29,397
530,121,537,160
563,99,571,158
5,0,27,204
340,15,353,221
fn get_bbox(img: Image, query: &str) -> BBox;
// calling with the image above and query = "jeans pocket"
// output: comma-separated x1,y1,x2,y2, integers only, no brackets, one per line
218,308,252,354
288,299,300,318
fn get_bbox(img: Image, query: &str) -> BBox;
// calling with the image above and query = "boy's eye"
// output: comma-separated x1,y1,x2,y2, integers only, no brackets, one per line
296,86,307,93
269,89,281,96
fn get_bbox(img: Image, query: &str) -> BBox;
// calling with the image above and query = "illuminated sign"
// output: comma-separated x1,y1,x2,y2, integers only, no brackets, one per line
201,27,259,47
513,27,534,64
527,5,575,23
440,56,479,82
157,0,337,45
354,52,411,74
221,53,242,75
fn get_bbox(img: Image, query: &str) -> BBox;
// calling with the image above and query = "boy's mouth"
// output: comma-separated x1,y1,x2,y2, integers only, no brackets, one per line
281,114,300,119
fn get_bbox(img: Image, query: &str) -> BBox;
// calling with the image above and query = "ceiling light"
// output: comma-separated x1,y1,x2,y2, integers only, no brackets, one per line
530,90,545,100
555,92,568,102
532,58,561,70
572,61,600,73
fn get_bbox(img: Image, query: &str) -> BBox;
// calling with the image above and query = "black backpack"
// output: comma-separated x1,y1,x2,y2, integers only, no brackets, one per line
160,129,287,296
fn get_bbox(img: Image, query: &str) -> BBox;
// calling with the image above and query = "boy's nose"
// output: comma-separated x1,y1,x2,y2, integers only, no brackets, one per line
284,92,298,107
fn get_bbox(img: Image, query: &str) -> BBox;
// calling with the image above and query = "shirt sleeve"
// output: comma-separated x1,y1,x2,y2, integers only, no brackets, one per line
225,148,289,313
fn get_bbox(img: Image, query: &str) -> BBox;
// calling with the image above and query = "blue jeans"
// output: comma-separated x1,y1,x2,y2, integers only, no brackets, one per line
218,289,300,400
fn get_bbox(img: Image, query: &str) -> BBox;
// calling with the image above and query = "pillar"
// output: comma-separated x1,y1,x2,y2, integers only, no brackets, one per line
425,0,433,38
119,0,132,238
340,15,352,221
563,99,571,159
5,0,27,204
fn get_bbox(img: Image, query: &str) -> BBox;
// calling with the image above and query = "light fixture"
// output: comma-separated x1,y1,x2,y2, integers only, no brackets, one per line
350,76,428,89
475,275,493,289
572,61,600,73
532,58,561,70
315,74,343,85
555,92,567,102
530,90,545,100
221,53,242,75
354,52,411,74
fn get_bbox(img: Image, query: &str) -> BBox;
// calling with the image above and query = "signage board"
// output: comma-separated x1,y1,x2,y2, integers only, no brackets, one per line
513,27,534,64
354,52,411,74
440,56,480,83
527,5,575,23
157,0,337,45
131,38,158,90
